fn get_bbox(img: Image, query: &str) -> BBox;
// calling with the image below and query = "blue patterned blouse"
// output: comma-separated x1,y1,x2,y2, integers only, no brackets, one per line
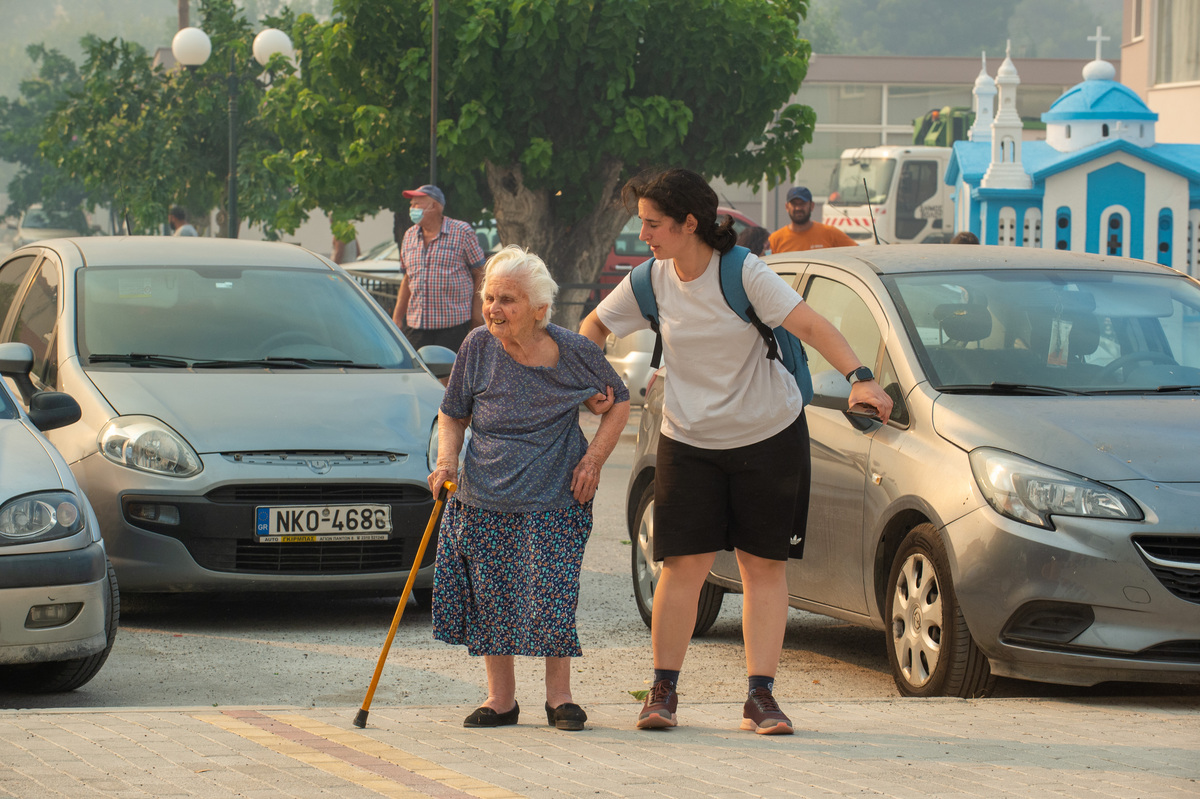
440,323,630,513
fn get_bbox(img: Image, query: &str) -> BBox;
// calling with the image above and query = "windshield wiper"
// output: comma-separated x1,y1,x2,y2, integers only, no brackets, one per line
88,353,190,368
937,382,1088,396
1092,385,1200,395
194,357,382,369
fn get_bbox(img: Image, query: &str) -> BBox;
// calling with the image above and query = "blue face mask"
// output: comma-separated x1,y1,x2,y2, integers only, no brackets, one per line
409,207,424,224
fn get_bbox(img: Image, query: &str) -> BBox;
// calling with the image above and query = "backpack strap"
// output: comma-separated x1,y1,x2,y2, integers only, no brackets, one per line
628,258,663,368
717,245,780,361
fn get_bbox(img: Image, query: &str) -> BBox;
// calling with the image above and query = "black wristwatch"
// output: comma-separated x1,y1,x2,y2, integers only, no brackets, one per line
846,366,874,384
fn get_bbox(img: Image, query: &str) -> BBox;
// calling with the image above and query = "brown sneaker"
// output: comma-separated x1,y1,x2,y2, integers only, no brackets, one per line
636,679,678,729
740,687,793,735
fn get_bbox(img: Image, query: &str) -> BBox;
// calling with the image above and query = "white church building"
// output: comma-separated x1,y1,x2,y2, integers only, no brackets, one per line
946,31,1200,276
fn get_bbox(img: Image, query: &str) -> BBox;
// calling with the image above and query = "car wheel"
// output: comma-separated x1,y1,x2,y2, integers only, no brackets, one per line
410,587,434,611
631,482,724,636
885,524,994,698
4,558,121,694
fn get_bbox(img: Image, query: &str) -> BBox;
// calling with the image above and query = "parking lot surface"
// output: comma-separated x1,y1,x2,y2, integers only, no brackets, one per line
1,696,1197,798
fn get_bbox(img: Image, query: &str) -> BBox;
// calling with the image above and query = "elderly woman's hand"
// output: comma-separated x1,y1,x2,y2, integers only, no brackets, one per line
582,386,615,415
570,453,603,503
427,463,458,496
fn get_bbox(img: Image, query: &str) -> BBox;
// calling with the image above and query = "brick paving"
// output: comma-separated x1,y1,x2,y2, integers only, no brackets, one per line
0,697,1197,798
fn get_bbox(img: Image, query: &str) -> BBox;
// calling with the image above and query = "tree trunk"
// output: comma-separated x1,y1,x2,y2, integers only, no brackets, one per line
178,0,188,30
485,159,631,332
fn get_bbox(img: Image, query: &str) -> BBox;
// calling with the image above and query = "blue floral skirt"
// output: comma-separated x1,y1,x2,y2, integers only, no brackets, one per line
431,497,593,657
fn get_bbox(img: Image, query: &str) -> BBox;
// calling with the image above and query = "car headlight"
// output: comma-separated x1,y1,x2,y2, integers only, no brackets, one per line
0,492,85,544
99,415,202,477
969,447,1142,530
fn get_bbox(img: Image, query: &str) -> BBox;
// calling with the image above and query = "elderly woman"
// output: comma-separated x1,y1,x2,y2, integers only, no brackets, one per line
427,245,630,731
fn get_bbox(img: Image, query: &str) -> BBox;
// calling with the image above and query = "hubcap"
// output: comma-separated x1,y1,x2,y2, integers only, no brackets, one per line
634,499,661,610
891,553,944,688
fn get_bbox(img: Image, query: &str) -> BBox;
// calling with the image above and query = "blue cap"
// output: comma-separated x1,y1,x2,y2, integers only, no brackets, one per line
786,186,812,203
402,184,446,207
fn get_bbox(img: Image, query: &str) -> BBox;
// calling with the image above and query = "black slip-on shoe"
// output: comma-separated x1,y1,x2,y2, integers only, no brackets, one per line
545,701,587,731
463,701,520,728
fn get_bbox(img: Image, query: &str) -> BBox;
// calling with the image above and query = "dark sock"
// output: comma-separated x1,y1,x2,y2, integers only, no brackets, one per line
653,668,680,687
748,675,775,694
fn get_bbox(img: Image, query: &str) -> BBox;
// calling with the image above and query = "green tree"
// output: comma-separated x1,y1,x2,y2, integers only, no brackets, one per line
264,0,815,327
827,0,1022,57
0,45,87,219
39,0,292,236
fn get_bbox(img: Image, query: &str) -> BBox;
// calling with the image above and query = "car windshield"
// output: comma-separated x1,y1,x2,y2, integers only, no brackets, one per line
887,268,1200,394
23,207,81,230
829,156,896,206
77,265,417,369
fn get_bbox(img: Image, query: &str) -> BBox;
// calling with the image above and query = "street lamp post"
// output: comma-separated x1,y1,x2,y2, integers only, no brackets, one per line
171,26,292,238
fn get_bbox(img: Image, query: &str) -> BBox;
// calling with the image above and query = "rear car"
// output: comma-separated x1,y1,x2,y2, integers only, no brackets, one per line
0,343,117,692
0,237,448,596
628,244,1200,696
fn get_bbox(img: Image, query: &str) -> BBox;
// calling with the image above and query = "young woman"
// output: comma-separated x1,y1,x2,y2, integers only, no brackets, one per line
580,169,891,735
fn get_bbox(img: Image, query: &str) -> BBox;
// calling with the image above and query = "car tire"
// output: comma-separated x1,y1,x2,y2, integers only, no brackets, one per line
885,524,995,698
631,482,724,637
410,587,434,611
3,558,120,694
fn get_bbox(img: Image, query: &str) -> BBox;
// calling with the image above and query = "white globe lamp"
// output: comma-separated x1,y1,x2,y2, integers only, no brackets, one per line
253,28,292,67
171,27,212,68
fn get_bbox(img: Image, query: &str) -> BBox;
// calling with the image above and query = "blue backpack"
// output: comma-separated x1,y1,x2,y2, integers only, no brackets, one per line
629,244,814,405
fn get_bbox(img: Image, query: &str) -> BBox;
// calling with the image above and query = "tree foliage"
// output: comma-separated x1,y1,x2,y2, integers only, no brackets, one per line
263,0,816,325
39,0,292,235
0,45,87,218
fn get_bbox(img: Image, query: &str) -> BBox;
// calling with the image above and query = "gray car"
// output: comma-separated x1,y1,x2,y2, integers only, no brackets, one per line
0,343,118,692
627,244,1200,697
0,238,448,596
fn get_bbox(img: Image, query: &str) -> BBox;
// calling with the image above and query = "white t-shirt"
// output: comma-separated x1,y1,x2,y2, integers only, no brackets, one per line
596,249,805,449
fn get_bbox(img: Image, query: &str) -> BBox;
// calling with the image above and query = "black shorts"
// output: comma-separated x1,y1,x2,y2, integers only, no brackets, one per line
653,413,810,562
404,321,473,352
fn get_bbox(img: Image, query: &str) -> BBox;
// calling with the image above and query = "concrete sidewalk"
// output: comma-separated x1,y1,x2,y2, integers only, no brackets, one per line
1,697,1197,798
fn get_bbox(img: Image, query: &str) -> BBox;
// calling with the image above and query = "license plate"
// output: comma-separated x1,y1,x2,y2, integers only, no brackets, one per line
255,504,392,542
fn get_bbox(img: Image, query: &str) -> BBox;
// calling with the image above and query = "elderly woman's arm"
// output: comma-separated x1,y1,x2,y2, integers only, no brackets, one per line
571,399,630,502
427,411,470,494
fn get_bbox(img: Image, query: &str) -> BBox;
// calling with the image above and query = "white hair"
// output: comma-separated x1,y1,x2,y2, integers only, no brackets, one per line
480,245,558,328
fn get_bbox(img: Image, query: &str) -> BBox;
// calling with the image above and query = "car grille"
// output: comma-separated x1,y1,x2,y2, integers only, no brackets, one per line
185,538,410,574
1132,536,1200,604
205,484,430,505
1136,641,1200,663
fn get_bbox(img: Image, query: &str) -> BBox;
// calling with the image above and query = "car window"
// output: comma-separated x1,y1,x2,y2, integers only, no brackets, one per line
887,268,1200,392
877,352,909,427
0,255,37,326
802,275,883,377
9,261,60,386
78,265,417,369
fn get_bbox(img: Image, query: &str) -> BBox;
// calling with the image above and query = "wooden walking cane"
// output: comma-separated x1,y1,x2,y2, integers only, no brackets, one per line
353,479,456,728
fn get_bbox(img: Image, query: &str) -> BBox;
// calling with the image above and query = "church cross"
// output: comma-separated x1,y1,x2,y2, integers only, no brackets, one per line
1088,26,1110,61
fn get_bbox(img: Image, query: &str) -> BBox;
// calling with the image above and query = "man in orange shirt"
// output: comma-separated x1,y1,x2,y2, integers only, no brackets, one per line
768,186,858,253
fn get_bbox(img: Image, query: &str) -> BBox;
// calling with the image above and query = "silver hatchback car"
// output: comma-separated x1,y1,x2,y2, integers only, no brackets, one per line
628,245,1200,697
0,238,448,596
0,343,117,692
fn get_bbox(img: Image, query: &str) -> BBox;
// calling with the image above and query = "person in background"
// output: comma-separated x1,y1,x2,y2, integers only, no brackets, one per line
950,231,980,244
428,245,630,731
168,206,197,237
736,225,770,256
768,187,856,253
331,234,360,264
391,184,486,352
580,168,890,736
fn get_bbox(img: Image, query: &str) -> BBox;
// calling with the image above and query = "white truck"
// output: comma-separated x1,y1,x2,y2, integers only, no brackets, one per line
822,145,954,245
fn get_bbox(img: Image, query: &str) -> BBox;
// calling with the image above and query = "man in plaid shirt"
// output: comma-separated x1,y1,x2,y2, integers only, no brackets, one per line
391,184,487,351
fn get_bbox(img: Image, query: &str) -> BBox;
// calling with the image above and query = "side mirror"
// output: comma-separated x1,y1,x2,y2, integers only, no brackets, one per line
417,345,456,379
28,391,82,432
0,342,37,404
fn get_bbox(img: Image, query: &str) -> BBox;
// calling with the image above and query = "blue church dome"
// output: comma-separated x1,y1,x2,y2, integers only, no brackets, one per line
1042,79,1158,122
